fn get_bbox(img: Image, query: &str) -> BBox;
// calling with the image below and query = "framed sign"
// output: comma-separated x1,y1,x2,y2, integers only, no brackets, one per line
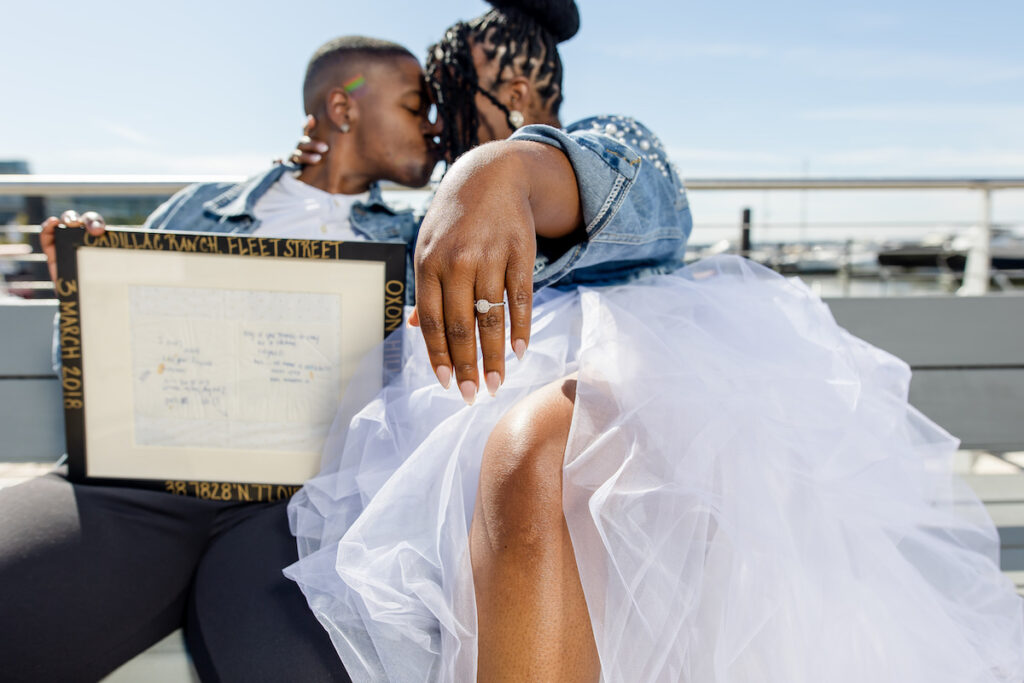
54,227,406,501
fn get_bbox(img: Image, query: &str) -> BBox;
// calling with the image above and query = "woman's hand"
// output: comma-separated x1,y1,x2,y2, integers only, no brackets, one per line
40,210,106,284
412,140,582,403
288,115,329,166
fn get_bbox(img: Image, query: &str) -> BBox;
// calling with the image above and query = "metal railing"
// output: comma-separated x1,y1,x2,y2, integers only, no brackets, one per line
3,175,1023,296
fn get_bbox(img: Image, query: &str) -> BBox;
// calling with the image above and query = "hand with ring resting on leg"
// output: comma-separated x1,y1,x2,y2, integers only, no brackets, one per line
407,138,583,404
40,210,108,284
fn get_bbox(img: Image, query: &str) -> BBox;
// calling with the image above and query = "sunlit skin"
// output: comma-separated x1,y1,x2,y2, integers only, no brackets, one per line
296,28,600,681
411,32,598,683
299,54,442,193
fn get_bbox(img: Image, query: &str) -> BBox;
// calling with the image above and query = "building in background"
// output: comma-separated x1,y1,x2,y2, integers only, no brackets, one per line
0,160,30,225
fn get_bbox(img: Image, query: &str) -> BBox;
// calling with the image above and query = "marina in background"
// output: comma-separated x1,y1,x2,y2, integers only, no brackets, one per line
1,172,1022,299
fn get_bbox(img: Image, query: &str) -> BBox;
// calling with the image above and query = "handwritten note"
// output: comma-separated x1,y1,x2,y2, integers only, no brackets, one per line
130,285,342,451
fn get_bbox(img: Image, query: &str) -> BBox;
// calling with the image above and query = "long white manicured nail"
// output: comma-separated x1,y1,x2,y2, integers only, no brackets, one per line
512,338,527,361
459,380,476,405
436,365,452,389
485,371,501,396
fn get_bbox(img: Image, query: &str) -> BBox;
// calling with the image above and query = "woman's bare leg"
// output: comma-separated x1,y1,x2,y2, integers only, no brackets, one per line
471,375,600,682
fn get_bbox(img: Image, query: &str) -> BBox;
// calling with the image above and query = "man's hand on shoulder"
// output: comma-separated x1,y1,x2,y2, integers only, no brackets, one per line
288,115,329,167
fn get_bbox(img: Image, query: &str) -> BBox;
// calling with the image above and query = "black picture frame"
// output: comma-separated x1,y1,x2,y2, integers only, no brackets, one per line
54,227,406,501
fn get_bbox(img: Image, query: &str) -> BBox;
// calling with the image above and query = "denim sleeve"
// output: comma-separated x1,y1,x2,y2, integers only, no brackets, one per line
511,115,692,289
141,182,236,231
141,184,201,230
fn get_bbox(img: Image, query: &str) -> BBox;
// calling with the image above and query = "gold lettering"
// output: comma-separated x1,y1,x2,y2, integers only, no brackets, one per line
384,280,405,333
385,308,403,332
165,481,188,496
55,278,77,298
59,300,82,361
236,484,251,502
61,366,82,393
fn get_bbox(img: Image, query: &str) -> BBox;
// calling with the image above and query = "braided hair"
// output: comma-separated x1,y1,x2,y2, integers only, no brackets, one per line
427,0,580,162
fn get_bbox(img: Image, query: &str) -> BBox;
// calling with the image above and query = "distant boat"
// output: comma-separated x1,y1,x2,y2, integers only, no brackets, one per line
878,229,1024,271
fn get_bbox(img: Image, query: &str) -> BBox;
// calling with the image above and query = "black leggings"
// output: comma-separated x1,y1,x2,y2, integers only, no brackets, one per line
0,473,351,683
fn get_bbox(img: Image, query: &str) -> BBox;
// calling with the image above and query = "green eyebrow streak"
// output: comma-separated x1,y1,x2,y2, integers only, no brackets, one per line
343,75,367,93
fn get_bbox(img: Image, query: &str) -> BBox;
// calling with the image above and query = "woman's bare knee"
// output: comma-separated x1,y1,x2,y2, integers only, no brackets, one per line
474,376,577,553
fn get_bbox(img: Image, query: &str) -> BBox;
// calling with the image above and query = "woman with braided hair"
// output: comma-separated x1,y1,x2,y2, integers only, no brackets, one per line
287,2,1024,681
424,0,575,161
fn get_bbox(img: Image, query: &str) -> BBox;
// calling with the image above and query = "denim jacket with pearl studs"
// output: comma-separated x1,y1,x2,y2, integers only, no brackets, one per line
511,114,692,290
140,115,691,297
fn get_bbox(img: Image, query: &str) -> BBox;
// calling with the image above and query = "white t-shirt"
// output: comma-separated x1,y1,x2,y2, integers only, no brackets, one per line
250,172,369,240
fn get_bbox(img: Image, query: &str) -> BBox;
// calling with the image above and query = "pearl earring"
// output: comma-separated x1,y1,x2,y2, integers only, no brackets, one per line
340,123,351,133
508,110,525,129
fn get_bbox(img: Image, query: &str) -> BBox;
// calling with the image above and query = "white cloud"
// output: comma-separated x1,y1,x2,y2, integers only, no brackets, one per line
41,146,272,176
665,146,791,165
93,120,153,146
801,104,1024,123
601,41,1024,85
664,143,1024,177
817,146,1024,171
837,10,902,31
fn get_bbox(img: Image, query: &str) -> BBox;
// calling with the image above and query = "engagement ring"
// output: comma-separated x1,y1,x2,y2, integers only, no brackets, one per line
475,299,505,314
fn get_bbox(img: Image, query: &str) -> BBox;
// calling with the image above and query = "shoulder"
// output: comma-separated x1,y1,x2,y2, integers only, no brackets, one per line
142,181,238,230
144,165,287,230
567,116,672,170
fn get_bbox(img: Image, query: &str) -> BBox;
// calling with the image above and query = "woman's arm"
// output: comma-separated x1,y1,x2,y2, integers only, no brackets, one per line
410,139,582,403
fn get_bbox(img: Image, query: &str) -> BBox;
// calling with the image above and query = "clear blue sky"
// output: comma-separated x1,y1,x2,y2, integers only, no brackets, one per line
2,0,1022,235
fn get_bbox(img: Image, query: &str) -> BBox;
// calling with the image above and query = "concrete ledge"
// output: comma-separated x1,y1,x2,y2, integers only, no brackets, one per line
101,630,198,683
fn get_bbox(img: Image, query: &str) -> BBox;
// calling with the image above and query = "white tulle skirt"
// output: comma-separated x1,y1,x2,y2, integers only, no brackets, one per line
285,255,1024,682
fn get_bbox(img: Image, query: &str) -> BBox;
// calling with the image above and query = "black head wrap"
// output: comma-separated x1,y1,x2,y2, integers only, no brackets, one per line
488,0,580,42
427,0,580,162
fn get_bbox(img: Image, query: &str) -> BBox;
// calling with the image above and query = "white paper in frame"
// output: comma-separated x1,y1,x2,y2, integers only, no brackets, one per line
55,228,406,498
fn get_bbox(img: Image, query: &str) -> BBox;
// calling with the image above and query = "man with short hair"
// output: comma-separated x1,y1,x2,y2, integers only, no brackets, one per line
3,35,439,683
44,35,441,301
